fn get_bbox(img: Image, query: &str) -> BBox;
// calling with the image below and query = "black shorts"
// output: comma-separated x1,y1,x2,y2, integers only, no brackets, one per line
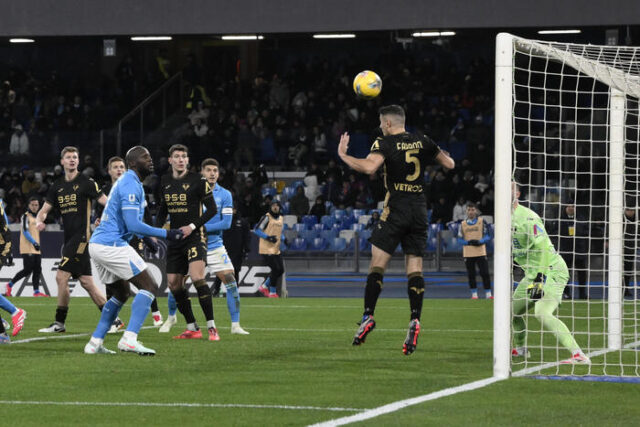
59,237,92,279
369,202,428,257
166,238,207,275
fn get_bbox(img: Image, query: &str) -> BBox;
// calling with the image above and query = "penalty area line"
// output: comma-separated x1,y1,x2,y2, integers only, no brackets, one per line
0,400,365,413
308,376,502,427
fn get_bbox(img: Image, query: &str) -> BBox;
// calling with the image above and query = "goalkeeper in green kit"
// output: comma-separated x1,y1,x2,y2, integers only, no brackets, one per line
511,183,590,364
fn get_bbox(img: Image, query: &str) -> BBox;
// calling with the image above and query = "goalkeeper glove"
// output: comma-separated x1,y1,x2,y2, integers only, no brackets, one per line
527,273,545,300
467,239,480,246
266,235,278,243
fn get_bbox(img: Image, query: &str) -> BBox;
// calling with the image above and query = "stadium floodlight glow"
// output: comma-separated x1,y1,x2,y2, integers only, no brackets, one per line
10,38,34,43
130,36,172,41
537,29,581,35
221,35,264,40
412,31,456,37
312,34,356,39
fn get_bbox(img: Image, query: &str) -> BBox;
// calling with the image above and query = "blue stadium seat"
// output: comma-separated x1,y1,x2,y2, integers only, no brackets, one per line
292,180,304,189
261,187,277,198
324,201,334,212
345,207,354,216
340,216,355,229
282,187,296,200
352,209,366,220
290,238,307,251
447,221,461,237
330,223,342,233
300,229,319,241
293,223,307,233
320,229,338,241
313,223,326,232
302,215,318,228
320,215,335,229
328,237,347,252
359,229,372,240
351,223,364,232
310,237,328,251
428,223,443,240
333,209,346,221
281,201,290,215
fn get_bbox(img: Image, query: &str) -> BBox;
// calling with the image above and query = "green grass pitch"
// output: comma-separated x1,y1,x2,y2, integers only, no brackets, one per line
2,297,640,426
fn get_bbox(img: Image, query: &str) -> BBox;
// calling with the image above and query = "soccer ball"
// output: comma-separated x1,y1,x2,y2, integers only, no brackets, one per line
353,70,382,99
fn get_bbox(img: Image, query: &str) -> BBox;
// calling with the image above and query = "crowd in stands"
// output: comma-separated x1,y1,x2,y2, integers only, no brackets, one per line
0,43,496,251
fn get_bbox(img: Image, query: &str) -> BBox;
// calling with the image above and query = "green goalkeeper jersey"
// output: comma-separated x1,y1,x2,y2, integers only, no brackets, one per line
512,204,567,280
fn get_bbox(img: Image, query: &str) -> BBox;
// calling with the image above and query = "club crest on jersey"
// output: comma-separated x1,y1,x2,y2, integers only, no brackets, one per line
128,194,136,203
182,184,190,191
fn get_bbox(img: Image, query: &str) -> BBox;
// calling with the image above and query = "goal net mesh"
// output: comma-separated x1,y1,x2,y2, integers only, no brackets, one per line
510,37,640,376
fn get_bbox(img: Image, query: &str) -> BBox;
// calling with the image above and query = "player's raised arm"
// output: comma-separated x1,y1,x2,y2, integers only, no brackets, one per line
338,132,385,175
435,150,455,170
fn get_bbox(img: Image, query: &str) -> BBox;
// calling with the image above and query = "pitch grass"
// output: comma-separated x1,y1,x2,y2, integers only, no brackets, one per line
2,297,639,426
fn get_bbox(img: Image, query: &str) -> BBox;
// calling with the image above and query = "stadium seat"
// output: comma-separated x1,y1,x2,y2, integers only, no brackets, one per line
428,223,443,241
292,223,307,233
284,229,298,243
320,215,335,229
358,215,371,226
324,201,334,212
328,237,347,252
330,223,342,233
339,229,355,243
310,237,328,251
348,236,370,251
312,223,326,232
292,180,304,189
351,223,364,232
333,209,346,221
283,215,297,228
290,238,307,251
302,215,318,228
352,209,366,220
359,229,372,240
345,207,354,216
320,229,338,241
447,221,461,237
261,187,277,198
282,186,296,200
281,201,291,215
300,229,319,241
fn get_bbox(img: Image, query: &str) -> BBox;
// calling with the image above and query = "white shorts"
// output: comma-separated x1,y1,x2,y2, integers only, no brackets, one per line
89,243,148,285
206,246,234,274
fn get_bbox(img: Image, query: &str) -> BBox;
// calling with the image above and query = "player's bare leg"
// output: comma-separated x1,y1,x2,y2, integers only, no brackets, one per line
78,275,107,307
168,272,201,339
403,255,424,355
189,260,218,341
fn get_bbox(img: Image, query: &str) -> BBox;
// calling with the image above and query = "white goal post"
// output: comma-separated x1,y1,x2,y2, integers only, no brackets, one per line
494,33,640,378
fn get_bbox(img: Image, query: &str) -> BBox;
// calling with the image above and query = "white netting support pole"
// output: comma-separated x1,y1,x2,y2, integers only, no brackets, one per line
493,32,514,379
608,88,625,351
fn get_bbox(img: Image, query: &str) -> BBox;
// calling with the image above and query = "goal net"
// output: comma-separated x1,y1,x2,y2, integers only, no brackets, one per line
493,33,640,378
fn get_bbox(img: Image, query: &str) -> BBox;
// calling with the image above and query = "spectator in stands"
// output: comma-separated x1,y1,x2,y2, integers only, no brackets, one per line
452,196,468,222
431,197,452,224
234,121,256,169
366,211,380,230
289,186,309,218
474,174,489,196
430,170,452,202
460,170,479,202
20,167,40,198
312,125,328,162
305,161,325,184
309,195,326,221
480,188,494,216
188,100,210,126
336,180,357,208
323,173,340,206
9,124,29,156
249,164,269,188
289,132,309,169
325,158,343,185
557,203,589,299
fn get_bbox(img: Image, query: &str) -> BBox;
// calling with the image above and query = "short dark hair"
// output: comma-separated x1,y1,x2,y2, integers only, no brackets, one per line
125,146,148,167
60,146,79,158
28,196,39,203
378,105,405,120
201,158,219,169
169,144,188,156
108,156,125,169
467,202,477,209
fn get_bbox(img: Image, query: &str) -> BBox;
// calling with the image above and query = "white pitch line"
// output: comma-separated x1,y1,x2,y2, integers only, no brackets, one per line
10,326,156,345
0,400,364,412
512,338,640,377
308,377,502,427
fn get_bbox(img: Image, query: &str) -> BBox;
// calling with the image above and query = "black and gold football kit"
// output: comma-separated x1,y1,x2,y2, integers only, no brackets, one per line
45,174,103,278
368,132,441,256
156,171,216,275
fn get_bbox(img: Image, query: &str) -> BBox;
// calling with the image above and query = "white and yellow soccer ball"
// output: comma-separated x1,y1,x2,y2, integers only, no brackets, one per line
353,70,382,99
